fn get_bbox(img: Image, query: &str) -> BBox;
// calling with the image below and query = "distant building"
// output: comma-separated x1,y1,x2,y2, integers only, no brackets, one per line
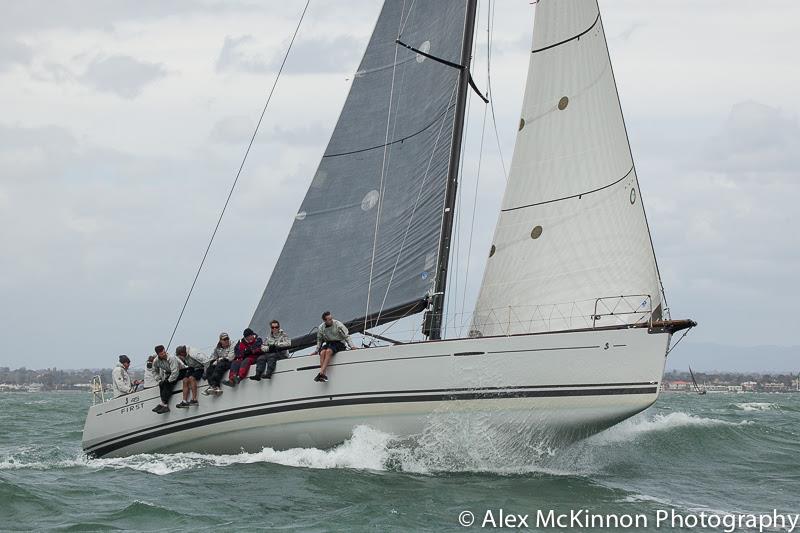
664,380,693,391
741,381,758,392
764,382,787,392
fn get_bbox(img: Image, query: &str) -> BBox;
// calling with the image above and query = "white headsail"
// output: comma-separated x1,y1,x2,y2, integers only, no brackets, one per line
472,0,664,336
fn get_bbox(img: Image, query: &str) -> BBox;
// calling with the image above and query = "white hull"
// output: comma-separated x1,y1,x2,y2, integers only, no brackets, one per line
82,326,670,457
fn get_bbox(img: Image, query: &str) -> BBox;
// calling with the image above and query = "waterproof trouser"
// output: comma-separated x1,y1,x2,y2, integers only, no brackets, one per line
159,379,176,404
207,359,231,388
255,352,288,377
229,356,258,381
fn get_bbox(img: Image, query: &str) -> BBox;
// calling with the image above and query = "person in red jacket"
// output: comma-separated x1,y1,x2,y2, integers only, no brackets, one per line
222,328,263,387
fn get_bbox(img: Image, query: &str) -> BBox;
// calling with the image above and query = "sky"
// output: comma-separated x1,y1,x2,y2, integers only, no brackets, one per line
0,0,798,370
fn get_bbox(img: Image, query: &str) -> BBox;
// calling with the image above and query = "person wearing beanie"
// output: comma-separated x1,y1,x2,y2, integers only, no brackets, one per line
111,354,141,398
223,328,263,387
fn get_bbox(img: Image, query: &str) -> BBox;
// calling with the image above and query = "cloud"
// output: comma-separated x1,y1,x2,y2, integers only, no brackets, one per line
215,34,362,75
1,1,799,369
210,115,328,147
0,37,33,71
216,35,268,74
705,101,800,180
637,100,800,347
79,55,167,98
615,22,645,42
0,1,279,34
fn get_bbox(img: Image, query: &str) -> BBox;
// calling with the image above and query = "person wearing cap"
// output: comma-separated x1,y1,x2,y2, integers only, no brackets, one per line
111,355,141,398
205,332,235,394
223,328,263,387
250,320,291,381
152,345,186,414
174,345,210,408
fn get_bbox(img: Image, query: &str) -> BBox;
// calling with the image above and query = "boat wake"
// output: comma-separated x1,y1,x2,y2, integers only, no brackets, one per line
1,409,755,477
585,412,752,445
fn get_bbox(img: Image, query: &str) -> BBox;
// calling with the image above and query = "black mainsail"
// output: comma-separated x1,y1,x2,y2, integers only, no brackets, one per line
250,1,475,347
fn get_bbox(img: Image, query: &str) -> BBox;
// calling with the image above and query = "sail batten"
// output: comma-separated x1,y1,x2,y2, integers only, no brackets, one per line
250,1,470,341
472,0,663,336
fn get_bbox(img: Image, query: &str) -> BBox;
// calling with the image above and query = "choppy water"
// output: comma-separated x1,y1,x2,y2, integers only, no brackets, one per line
1,391,798,531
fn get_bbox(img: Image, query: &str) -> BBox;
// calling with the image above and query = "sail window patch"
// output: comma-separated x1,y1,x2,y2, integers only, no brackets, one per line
361,190,380,211
416,41,431,63
630,188,637,205
531,226,543,239
558,97,569,110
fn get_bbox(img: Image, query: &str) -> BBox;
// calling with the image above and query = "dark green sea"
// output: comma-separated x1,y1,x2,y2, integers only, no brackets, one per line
1,391,798,532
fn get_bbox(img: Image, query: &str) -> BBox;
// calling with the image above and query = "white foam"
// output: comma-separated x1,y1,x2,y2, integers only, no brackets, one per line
619,493,673,506
0,424,573,476
2,411,753,476
587,412,751,445
734,402,779,412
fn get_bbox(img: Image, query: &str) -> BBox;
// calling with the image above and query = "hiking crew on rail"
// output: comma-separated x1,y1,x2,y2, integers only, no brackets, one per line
110,311,360,414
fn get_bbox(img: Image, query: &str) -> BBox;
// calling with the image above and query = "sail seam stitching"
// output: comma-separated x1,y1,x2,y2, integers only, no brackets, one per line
530,11,600,54
501,165,633,213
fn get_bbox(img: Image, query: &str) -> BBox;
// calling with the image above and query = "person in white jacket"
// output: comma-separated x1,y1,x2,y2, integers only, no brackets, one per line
143,355,159,389
175,345,210,408
152,345,186,414
205,332,235,394
111,355,135,398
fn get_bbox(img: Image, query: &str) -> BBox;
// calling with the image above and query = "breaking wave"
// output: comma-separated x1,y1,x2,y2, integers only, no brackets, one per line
733,402,779,412
586,412,752,445
0,410,754,477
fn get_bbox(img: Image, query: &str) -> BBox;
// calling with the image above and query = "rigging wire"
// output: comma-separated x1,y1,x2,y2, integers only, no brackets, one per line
445,0,482,338
486,0,508,181
665,326,693,357
458,0,493,332
364,0,408,333
165,0,311,350
375,87,459,328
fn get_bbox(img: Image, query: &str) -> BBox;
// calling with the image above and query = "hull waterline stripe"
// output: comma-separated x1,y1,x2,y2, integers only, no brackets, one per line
99,378,655,421
85,385,657,456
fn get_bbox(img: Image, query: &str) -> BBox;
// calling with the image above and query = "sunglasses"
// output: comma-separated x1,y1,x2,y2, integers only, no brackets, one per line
270,325,279,329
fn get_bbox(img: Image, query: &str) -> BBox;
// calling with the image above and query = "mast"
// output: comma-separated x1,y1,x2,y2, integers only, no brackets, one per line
424,0,479,340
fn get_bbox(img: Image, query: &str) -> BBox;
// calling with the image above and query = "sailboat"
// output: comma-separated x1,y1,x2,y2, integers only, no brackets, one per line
689,366,707,395
82,0,695,458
